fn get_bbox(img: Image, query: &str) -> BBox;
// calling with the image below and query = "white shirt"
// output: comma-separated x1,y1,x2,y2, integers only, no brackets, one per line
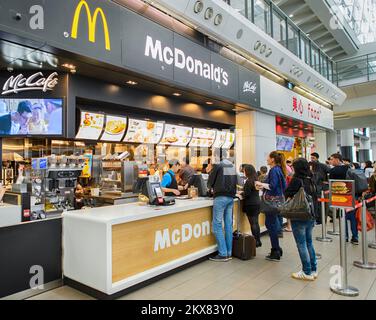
365,167,374,178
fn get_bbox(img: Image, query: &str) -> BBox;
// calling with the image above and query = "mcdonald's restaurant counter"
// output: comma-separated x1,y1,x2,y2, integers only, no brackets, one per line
62,198,266,299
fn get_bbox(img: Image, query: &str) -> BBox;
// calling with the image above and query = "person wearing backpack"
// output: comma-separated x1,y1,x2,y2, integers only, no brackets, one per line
284,158,318,281
329,153,359,245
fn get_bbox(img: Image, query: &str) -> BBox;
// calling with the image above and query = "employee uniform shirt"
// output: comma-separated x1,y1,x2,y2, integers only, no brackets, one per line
161,170,176,188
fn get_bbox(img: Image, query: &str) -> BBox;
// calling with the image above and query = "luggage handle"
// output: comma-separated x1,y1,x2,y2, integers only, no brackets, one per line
235,195,242,236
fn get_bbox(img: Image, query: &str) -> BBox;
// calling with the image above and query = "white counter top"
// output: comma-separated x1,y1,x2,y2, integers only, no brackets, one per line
0,203,21,227
63,198,215,225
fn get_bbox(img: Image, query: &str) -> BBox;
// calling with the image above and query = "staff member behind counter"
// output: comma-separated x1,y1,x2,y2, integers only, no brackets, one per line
161,159,181,196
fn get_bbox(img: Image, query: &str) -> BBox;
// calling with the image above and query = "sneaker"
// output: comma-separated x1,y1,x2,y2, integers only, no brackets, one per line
227,256,233,260
311,271,318,279
291,270,315,281
265,249,281,262
351,238,359,245
209,254,229,262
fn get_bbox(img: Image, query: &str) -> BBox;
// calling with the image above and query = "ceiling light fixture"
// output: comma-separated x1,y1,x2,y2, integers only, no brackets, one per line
206,101,213,105
62,63,76,69
289,14,294,18
126,80,138,85
173,93,181,96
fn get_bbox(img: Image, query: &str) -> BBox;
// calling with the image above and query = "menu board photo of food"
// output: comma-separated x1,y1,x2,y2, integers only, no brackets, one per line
100,115,127,141
75,111,105,140
222,132,235,149
212,131,227,148
159,124,193,146
189,128,217,147
123,119,164,144
329,180,355,209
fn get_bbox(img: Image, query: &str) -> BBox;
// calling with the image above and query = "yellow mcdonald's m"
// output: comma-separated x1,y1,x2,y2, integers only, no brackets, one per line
71,0,111,51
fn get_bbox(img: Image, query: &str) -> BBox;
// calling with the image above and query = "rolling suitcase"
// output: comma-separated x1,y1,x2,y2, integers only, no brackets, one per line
232,198,256,260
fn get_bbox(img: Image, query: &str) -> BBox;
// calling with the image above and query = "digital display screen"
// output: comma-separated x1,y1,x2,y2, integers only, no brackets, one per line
0,98,63,136
276,135,295,151
160,124,193,146
123,118,164,144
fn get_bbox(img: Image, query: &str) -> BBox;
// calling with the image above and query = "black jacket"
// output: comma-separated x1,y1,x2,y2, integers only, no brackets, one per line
285,175,317,202
242,179,260,207
207,159,238,198
329,165,349,180
312,161,330,192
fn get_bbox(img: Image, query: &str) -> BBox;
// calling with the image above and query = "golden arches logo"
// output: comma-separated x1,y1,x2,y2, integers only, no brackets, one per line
71,0,111,51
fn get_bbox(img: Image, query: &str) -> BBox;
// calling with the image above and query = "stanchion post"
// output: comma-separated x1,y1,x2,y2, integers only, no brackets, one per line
328,208,340,236
354,200,376,269
369,205,376,249
330,208,359,297
316,191,333,242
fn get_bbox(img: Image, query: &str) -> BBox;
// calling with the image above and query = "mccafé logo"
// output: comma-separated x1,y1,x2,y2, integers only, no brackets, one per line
292,96,322,121
70,0,111,51
1,72,59,95
154,221,211,252
242,81,257,94
144,35,229,86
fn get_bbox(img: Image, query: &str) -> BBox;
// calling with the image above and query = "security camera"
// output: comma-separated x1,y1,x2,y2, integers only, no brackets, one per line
14,13,22,21
7,66,13,72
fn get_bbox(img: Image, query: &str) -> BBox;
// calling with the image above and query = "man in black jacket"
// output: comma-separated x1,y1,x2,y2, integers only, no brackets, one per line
207,159,238,262
329,153,358,245
310,152,330,224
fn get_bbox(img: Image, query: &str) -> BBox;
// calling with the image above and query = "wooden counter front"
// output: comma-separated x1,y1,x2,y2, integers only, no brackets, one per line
112,207,216,283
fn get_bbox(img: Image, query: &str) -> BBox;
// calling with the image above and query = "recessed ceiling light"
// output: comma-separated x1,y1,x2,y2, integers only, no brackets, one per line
289,14,294,18
144,118,151,121
126,80,137,85
206,101,213,105
173,93,181,96
62,63,75,69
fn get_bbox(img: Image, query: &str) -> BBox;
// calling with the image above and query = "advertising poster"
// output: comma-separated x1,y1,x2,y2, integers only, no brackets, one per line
159,124,192,147
189,128,217,147
123,119,164,144
75,112,105,140
81,154,93,178
222,132,235,149
329,180,355,209
101,115,127,142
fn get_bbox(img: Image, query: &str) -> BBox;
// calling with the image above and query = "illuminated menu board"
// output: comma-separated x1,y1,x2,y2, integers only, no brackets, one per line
212,131,227,148
75,111,105,140
222,132,235,149
100,115,127,142
189,128,217,147
159,124,193,147
123,119,164,144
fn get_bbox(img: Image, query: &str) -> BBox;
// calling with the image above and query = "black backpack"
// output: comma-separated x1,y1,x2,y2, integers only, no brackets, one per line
346,169,368,194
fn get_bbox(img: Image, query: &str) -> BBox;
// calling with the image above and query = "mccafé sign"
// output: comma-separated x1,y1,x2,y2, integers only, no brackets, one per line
1,72,59,95
292,96,322,121
145,35,229,86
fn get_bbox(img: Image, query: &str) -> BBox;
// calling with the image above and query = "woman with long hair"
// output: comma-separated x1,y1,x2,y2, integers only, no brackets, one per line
256,151,287,261
285,158,318,281
242,164,262,247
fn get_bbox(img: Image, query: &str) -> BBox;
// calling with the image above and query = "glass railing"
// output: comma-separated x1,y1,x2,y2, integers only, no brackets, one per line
223,0,334,83
334,53,376,87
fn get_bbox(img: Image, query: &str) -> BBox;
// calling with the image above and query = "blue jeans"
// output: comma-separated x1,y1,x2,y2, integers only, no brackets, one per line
345,210,358,241
265,213,280,250
212,196,234,257
277,215,283,232
291,220,317,275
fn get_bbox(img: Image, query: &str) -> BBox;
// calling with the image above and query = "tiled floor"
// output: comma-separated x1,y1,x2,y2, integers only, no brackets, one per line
28,223,376,300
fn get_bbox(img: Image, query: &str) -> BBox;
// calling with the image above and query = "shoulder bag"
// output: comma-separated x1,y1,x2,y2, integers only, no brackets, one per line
260,171,285,216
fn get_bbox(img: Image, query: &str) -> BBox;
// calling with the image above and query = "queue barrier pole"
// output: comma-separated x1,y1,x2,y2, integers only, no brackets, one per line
354,200,376,269
369,200,376,249
330,208,359,297
316,190,333,243
328,208,340,236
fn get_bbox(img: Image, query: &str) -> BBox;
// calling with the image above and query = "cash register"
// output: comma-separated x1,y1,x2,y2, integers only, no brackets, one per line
133,177,175,206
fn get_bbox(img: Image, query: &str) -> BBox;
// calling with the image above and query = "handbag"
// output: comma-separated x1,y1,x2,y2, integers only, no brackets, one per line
355,207,375,232
279,179,315,221
260,171,285,215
